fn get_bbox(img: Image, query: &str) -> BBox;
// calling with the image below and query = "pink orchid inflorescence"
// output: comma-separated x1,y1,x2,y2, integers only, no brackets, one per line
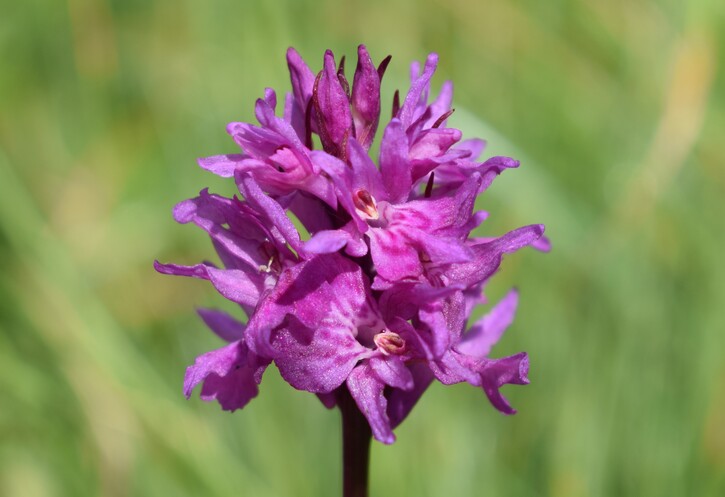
156,45,549,444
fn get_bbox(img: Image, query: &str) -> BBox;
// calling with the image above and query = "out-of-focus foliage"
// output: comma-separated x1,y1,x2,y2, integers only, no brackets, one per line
1,0,724,496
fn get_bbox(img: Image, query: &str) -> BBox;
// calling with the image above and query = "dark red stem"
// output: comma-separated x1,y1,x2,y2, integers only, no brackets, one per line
338,387,371,497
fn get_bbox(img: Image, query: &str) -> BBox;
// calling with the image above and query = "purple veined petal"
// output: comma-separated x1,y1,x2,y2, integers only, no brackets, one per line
478,352,530,415
197,308,246,343
184,339,270,411
387,361,435,428
351,44,382,150
314,50,353,157
456,289,518,358
399,53,438,129
245,252,381,359
379,119,412,203
236,173,303,256
197,154,247,178
272,315,371,393
347,363,395,444
367,225,422,282
368,356,414,391
154,261,261,311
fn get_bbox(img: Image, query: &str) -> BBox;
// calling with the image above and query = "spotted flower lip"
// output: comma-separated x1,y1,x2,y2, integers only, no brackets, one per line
156,46,548,444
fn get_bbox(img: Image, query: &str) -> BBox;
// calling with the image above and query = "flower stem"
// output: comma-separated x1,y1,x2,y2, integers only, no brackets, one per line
338,387,371,497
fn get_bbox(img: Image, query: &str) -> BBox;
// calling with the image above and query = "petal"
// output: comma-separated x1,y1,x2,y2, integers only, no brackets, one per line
245,253,381,360
287,47,315,107
304,229,349,254
347,364,395,444
387,362,434,428
379,119,412,203
369,356,414,390
409,128,462,163
425,80,454,128
154,261,261,311
272,315,370,393
457,289,518,357
478,352,530,415
446,224,546,287
428,350,480,385
351,44,381,149
399,53,438,128
367,226,422,282
304,222,368,258
347,138,386,200
197,154,247,178
286,47,318,139
236,173,303,255
184,340,270,411
197,308,246,343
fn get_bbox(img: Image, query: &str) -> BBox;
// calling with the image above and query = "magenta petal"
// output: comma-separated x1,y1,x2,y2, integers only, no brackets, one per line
184,340,269,411
387,362,434,428
287,47,315,107
154,261,261,310
446,224,546,287
304,229,350,254
479,352,530,415
305,222,368,258
369,356,414,391
272,315,370,393
399,53,438,128
379,119,412,203
236,173,303,255
197,154,246,177
425,80,454,128
457,290,518,357
368,226,422,282
347,138,386,200
351,44,381,149
347,363,395,444
197,308,246,343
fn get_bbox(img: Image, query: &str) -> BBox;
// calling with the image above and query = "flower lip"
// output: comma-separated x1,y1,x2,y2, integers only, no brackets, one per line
373,331,406,355
352,188,379,220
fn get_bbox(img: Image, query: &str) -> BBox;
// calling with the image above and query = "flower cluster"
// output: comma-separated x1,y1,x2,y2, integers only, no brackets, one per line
156,46,548,444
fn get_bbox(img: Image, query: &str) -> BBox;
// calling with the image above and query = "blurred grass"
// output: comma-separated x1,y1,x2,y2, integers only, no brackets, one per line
1,0,724,496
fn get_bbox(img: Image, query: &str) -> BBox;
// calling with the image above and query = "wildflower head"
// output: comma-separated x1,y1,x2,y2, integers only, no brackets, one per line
156,45,547,444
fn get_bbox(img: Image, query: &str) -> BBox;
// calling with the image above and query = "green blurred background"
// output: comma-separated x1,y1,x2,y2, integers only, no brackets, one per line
1,0,724,495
